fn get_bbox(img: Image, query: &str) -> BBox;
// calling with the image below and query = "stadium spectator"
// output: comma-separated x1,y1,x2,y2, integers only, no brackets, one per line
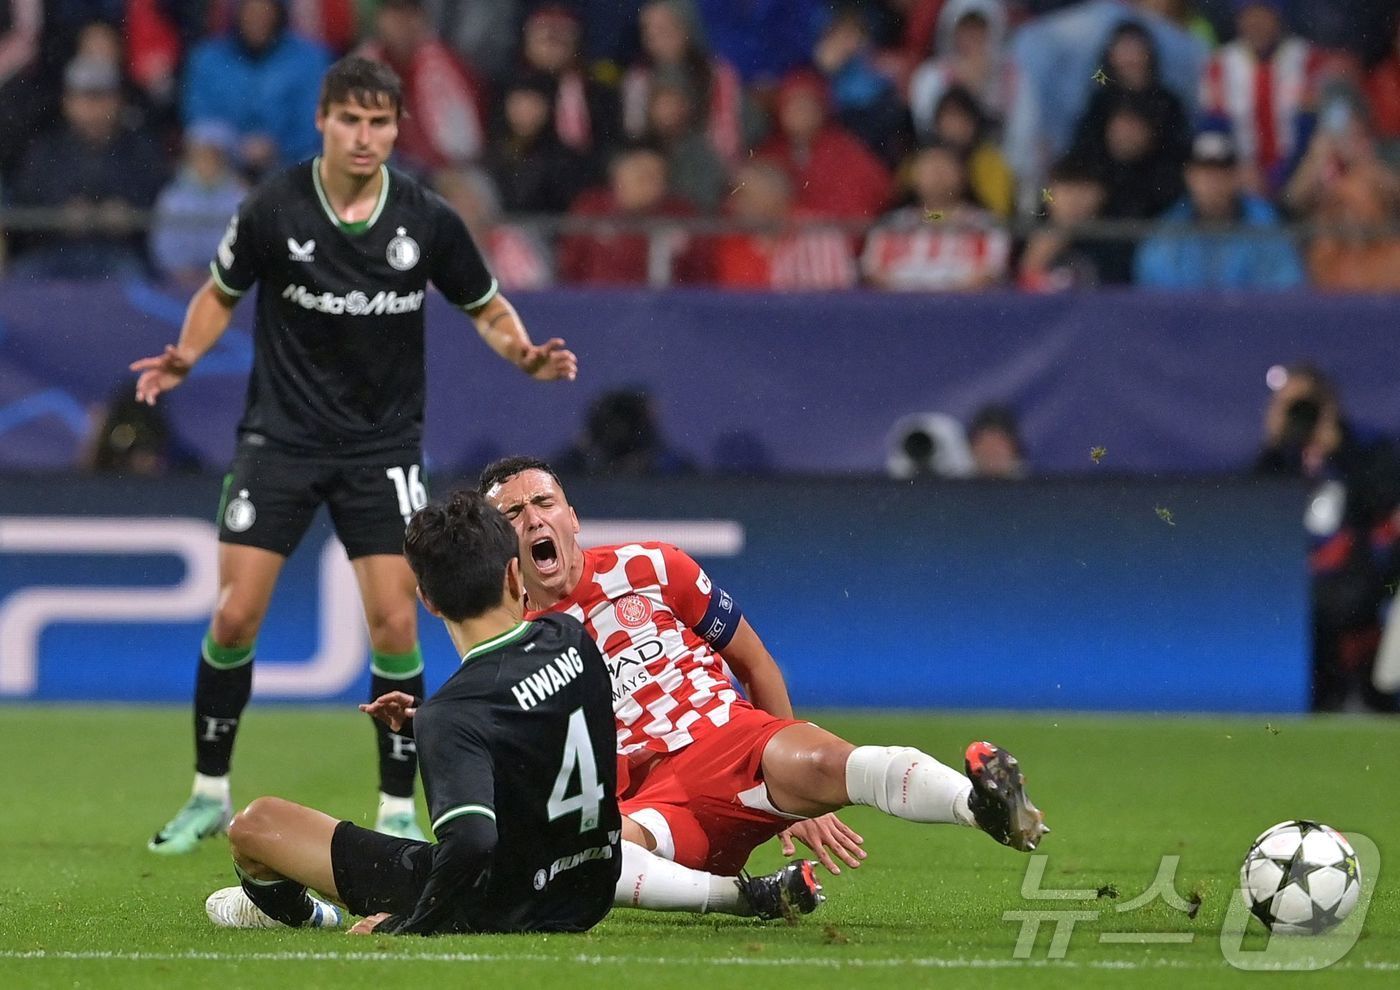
482,72,590,214
1255,364,1400,712
182,0,331,176
862,143,1010,291
407,0,519,82
691,0,823,83
1135,0,1216,45
621,0,752,164
1364,15,1400,157
1017,153,1124,289
712,161,858,290
558,143,708,285
640,70,728,212
967,405,1028,480
1134,130,1305,290
1009,0,1207,186
756,70,893,219
1093,90,1185,228
812,7,908,165
519,4,620,162
908,0,1015,142
149,121,249,285
1199,0,1325,196
0,0,44,180
433,166,551,290
1285,93,1400,291
1069,22,1192,176
83,384,188,476
204,0,358,54
358,0,487,176
8,57,166,279
554,388,694,476
929,85,1015,217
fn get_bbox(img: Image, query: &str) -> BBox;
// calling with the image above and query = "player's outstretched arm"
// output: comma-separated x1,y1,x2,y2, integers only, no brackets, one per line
129,278,239,405
470,293,578,381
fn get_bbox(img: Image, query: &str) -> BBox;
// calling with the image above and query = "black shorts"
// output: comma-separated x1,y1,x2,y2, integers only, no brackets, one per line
330,820,435,918
216,445,427,559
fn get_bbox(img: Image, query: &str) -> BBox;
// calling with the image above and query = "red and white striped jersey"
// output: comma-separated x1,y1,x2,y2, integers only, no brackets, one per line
526,542,747,760
862,207,1010,291
1200,38,1324,178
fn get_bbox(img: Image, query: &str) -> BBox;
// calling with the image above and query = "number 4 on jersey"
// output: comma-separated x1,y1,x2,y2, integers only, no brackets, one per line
547,708,605,833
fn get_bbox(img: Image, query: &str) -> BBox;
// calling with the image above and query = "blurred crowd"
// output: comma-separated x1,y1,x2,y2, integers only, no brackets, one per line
1,0,1399,291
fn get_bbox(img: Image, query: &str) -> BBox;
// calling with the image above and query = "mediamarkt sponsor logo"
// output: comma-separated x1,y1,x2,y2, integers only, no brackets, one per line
282,283,424,315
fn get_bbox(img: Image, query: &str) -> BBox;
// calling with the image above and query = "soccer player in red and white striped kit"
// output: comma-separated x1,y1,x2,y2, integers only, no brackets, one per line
479,456,1049,905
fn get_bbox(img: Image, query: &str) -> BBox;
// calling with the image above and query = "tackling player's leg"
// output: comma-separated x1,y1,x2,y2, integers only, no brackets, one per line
149,544,285,855
761,724,1049,852
616,840,823,922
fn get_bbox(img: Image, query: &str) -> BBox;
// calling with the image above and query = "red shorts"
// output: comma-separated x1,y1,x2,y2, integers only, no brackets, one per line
617,706,805,875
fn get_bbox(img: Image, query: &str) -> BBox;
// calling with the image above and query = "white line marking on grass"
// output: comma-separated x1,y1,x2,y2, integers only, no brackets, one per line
1,950,1396,971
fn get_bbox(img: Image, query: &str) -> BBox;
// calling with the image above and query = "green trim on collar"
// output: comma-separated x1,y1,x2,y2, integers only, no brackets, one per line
462,620,533,663
312,156,389,234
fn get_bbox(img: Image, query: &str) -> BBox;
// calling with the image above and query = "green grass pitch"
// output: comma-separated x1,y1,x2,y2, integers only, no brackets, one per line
1,707,1396,988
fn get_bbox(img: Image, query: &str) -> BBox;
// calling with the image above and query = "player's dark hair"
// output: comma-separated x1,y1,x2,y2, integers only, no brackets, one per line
478,456,563,496
404,491,517,622
319,56,403,118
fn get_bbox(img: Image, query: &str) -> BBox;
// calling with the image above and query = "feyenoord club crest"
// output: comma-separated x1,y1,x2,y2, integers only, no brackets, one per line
224,489,256,533
386,227,420,271
615,594,653,629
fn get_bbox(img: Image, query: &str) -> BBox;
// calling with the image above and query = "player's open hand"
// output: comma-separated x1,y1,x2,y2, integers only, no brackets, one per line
348,912,391,935
129,345,197,405
780,813,866,875
359,691,417,731
521,338,578,382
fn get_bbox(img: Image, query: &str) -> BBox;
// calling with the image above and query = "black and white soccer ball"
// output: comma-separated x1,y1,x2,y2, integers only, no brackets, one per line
1239,820,1361,935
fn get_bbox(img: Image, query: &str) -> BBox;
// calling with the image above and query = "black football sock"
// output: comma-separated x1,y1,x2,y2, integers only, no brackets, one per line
237,869,315,926
370,646,424,799
194,633,254,778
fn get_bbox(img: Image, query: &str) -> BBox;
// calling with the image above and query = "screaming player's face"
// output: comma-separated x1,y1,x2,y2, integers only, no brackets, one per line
485,469,582,605
317,95,398,178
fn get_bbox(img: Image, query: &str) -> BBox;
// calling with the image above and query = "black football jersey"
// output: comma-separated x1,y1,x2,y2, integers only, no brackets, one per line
210,158,497,459
411,614,622,933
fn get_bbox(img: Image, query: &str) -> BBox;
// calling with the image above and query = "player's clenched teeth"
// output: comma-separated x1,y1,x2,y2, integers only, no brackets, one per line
530,537,560,575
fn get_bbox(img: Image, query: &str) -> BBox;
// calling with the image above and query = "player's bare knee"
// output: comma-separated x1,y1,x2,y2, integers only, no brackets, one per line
210,603,261,646
228,797,284,853
811,740,858,793
366,610,416,653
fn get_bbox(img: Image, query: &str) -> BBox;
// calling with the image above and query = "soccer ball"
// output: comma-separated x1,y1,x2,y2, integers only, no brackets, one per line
1239,820,1361,935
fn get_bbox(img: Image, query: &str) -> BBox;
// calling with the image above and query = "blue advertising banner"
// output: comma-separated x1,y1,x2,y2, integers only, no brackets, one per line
0,475,1309,712
0,282,1396,475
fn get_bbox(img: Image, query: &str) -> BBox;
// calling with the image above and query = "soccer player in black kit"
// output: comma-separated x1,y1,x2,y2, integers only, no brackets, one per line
205,490,620,934
202,492,820,933
131,56,578,852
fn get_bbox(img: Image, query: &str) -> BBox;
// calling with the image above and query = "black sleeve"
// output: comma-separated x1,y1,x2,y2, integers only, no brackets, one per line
209,191,265,297
428,196,499,313
374,814,498,935
376,701,499,934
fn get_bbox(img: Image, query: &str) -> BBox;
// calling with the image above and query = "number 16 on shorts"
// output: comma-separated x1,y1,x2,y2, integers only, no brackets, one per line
386,465,428,525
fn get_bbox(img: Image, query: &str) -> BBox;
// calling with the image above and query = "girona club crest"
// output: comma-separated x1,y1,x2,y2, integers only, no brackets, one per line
615,594,653,629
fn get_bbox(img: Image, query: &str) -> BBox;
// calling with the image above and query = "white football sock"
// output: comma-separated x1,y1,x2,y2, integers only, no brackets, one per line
193,773,231,803
844,745,975,826
615,840,745,915
377,793,415,820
